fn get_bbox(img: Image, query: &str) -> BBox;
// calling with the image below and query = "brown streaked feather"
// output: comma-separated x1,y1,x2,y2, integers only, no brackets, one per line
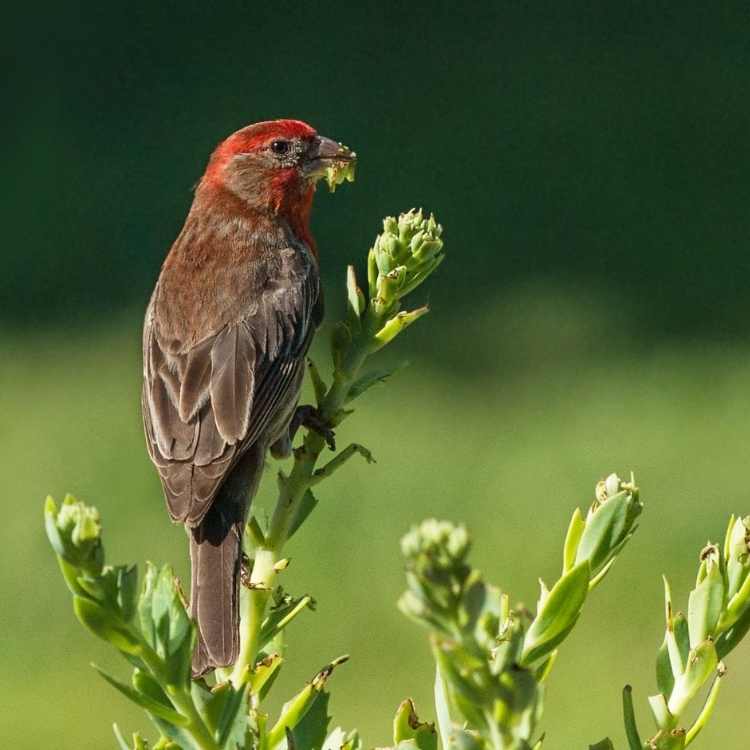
209,325,256,444
178,336,213,423
142,233,319,526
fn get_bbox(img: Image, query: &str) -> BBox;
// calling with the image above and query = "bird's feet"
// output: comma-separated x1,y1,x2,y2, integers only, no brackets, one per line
291,404,336,451
240,553,252,589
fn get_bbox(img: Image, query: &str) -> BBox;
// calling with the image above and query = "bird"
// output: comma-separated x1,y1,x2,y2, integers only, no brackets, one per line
141,119,354,675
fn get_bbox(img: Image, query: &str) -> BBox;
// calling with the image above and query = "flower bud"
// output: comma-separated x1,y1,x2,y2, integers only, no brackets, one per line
575,474,642,579
413,239,444,264
367,210,445,317
382,216,398,235
409,230,425,254
376,266,407,305
45,495,104,576
375,234,400,274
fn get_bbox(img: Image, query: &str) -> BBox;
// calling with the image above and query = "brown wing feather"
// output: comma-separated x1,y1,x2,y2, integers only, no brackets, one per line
142,244,319,527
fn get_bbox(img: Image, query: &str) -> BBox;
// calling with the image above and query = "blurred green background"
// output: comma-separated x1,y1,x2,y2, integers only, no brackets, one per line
3,2,750,748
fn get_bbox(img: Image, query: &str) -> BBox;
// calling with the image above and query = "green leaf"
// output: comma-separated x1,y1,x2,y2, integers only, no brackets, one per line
372,307,430,350
322,728,362,750
667,640,718,717
136,563,193,684
150,716,202,750
259,593,314,652
291,691,331,750
622,685,643,750
393,699,437,750
433,667,453,750
74,596,142,655
248,653,284,701
132,668,172,709
287,490,319,541
138,562,159,649
715,601,750,658
201,680,249,747
562,508,585,573
345,364,404,403
113,724,131,750
118,565,139,622
589,741,615,750
345,266,363,332
684,669,724,746
521,561,590,665
93,664,189,726
431,642,487,707
575,491,639,575
687,560,724,647
672,613,691,672
268,658,347,749
648,693,673,732
656,638,675,697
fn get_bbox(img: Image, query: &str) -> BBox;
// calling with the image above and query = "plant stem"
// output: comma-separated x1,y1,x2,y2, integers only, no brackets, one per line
166,684,221,750
139,648,220,750
230,312,378,689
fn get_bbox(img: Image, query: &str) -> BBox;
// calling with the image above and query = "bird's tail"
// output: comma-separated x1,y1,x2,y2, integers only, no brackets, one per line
189,445,264,676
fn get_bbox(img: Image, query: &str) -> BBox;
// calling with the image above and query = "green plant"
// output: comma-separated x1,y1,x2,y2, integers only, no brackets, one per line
44,210,750,749
46,208,445,750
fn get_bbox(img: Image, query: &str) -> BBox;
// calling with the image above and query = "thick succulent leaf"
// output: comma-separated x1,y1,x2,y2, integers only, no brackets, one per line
73,596,142,655
393,699,437,750
133,668,172,709
434,666,454,750
656,638,675,697
687,562,724,647
249,653,284,701
93,664,188,727
716,602,750,658
290,691,331,750
575,491,635,574
201,681,249,748
621,685,642,750
113,724,131,750
521,561,590,665
345,364,404,403
562,508,585,573
150,716,202,750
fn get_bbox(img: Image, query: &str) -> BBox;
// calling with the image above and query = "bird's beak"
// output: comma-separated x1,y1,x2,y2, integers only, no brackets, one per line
303,136,356,179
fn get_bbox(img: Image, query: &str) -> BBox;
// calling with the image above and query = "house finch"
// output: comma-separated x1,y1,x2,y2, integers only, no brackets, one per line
142,120,354,674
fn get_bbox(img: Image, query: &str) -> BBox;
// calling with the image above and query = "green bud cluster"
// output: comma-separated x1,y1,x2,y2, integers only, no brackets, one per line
399,519,473,635
367,209,444,314
399,475,643,750
46,495,350,750
398,521,543,749
331,209,444,377
45,495,104,576
633,514,750,747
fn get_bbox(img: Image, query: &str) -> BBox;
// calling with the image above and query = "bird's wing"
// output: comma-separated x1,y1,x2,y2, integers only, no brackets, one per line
142,248,320,526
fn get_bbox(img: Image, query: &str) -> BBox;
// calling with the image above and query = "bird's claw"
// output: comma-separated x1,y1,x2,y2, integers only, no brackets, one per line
291,405,336,451
240,553,252,589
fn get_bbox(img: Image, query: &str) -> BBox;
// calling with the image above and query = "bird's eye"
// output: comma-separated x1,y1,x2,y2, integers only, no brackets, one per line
270,140,291,155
